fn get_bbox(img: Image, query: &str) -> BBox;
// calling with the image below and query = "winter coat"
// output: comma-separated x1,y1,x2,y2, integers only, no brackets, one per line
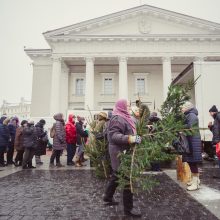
65,115,77,144
209,112,220,144
107,115,134,171
0,123,10,148
35,122,48,156
76,121,88,146
23,125,38,149
53,114,66,150
14,126,25,151
182,108,202,163
8,124,16,148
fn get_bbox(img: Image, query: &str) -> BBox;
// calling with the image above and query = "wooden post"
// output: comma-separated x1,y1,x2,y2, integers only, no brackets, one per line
176,155,191,183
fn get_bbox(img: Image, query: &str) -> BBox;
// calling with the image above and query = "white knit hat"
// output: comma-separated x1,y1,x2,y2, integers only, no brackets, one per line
182,101,194,110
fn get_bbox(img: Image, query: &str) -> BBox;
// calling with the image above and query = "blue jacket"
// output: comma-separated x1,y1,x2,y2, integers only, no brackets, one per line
182,108,202,163
0,123,10,147
8,124,16,147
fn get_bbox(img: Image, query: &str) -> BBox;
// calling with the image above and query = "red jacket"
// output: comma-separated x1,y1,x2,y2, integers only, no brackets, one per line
65,114,77,144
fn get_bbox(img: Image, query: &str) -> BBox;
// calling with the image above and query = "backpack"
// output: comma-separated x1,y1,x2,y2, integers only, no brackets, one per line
50,123,56,138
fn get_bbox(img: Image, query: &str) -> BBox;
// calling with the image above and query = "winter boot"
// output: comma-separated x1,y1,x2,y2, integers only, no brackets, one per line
187,176,200,186
187,176,199,191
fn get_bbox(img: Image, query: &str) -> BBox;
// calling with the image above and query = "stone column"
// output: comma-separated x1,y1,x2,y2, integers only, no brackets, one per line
50,57,62,116
118,57,128,100
162,57,172,100
84,57,95,110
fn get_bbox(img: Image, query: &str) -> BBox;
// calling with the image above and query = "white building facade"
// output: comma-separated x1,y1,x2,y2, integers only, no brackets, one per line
25,5,220,119
0,98,31,120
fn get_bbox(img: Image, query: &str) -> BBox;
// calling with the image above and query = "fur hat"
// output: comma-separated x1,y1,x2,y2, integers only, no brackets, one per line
209,105,218,113
182,101,194,110
98,112,107,119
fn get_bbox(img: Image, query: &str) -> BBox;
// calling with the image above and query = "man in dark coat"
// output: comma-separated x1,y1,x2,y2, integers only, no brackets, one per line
22,121,38,169
208,105,220,178
75,116,88,167
0,117,10,166
35,119,48,165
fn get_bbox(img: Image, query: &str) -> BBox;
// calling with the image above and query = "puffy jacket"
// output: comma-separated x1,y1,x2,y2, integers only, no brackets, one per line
23,124,38,149
8,123,16,148
0,123,10,147
209,112,220,144
65,114,77,144
53,113,66,150
182,108,202,163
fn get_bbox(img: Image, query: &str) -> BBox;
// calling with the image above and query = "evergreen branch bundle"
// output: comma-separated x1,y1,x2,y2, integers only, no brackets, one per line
117,82,195,193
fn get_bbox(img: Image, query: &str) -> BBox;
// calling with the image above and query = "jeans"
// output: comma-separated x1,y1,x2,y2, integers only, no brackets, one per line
67,144,76,163
104,172,133,211
188,162,199,174
50,150,62,164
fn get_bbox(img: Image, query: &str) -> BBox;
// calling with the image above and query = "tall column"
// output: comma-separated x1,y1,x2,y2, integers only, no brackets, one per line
50,57,62,116
162,57,172,100
118,57,128,100
84,57,95,110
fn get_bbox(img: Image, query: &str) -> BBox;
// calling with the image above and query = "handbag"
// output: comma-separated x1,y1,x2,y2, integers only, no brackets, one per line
216,142,220,159
173,133,191,155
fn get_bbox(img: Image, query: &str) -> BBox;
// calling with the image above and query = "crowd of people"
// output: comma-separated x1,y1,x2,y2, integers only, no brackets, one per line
0,99,220,217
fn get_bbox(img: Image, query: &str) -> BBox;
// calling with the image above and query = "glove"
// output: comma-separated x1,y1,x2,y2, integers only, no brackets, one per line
128,135,142,144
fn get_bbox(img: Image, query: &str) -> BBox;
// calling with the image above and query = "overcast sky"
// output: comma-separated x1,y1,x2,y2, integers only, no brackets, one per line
1,0,220,106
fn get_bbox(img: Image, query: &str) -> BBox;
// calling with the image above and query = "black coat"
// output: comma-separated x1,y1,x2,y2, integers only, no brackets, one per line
0,123,10,148
8,124,16,148
76,122,88,145
35,122,48,156
23,125,38,149
182,108,202,163
209,112,220,144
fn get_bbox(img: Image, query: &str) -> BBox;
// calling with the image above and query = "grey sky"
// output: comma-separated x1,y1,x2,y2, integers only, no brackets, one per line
1,0,220,106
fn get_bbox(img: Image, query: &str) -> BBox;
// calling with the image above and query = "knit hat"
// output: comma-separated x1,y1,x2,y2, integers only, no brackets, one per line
182,101,194,110
209,105,218,113
39,119,46,125
21,120,28,126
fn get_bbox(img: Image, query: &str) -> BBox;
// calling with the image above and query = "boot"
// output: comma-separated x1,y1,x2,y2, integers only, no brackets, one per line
124,208,142,218
187,177,200,186
56,163,65,167
187,176,199,191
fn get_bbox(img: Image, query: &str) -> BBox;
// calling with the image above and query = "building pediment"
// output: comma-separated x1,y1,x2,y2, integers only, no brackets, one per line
44,4,220,41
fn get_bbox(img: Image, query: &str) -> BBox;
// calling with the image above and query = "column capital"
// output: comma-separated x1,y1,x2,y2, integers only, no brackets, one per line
51,56,62,62
118,57,128,63
162,57,172,62
194,56,205,62
85,57,95,62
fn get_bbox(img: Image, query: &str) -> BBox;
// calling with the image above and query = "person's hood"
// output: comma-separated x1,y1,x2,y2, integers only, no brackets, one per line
35,121,43,128
185,108,198,116
53,113,63,121
68,114,75,123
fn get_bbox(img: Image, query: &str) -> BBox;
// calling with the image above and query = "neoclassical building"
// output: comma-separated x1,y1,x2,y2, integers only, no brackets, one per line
25,4,220,119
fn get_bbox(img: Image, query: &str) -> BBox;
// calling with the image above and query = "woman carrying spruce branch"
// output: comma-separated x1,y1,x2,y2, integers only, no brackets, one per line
103,99,142,218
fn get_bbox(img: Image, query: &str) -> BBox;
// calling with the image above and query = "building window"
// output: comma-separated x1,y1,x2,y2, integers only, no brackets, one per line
133,73,149,95
104,78,113,94
75,78,85,96
136,78,145,94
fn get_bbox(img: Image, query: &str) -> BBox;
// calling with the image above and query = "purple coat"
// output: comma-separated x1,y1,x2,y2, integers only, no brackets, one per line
107,115,134,171
53,114,66,150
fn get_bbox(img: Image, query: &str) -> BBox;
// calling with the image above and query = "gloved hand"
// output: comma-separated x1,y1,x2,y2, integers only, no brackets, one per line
128,135,142,144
